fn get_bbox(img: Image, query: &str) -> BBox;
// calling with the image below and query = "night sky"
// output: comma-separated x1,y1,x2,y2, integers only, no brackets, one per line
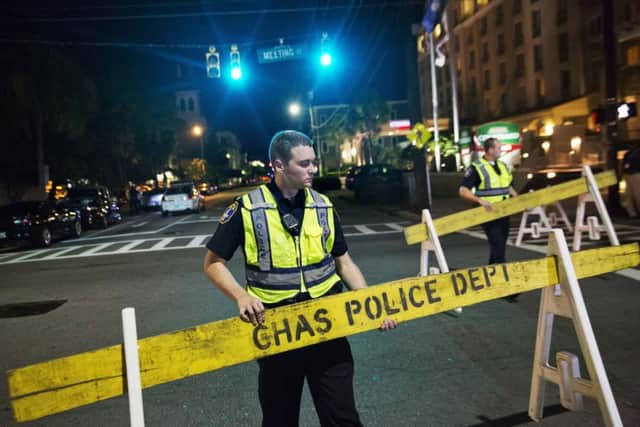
3,0,422,160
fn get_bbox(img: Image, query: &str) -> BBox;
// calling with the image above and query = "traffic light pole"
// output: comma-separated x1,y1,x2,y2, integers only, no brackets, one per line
602,0,622,214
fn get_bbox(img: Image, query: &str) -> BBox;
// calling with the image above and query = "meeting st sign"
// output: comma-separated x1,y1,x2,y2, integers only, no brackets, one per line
257,43,307,64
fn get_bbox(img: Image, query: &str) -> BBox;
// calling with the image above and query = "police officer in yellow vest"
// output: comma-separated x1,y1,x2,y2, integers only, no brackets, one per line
459,138,518,293
204,130,397,427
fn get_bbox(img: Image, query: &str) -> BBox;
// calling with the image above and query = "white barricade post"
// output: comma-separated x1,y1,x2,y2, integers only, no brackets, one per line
516,202,573,247
122,308,145,427
419,209,462,313
573,166,620,251
528,230,622,427
515,205,553,246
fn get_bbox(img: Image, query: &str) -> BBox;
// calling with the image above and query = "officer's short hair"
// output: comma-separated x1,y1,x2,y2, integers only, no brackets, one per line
483,137,499,152
269,130,314,164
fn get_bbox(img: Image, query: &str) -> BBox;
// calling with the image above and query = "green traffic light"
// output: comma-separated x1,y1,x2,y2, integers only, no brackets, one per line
320,53,332,67
231,67,242,80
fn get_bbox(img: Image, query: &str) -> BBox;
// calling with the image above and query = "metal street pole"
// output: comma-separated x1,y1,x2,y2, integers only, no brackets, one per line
443,10,461,170
429,32,441,172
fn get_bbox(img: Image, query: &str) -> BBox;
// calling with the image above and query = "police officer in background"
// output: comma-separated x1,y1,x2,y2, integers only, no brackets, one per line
203,130,396,427
459,137,519,299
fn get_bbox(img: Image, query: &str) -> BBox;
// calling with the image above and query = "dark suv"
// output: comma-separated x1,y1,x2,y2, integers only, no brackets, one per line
351,164,403,201
62,186,122,229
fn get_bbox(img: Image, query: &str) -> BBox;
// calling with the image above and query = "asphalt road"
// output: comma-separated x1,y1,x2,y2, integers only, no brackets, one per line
1,188,639,426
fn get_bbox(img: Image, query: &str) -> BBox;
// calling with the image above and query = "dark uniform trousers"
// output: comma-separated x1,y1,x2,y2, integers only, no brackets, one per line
481,216,510,264
257,287,363,427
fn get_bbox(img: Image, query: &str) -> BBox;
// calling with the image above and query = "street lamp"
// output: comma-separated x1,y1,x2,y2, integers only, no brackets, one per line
192,124,204,159
288,102,302,117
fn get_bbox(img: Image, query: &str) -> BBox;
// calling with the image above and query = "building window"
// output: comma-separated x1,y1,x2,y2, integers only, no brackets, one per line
627,45,640,65
496,5,503,26
497,33,505,55
499,62,506,84
481,43,489,64
534,45,543,71
484,69,491,90
515,54,525,78
558,33,569,63
561,70,571,99
514,22,523,47
188,98,195,112
470,77,477,97
480,16,488,36
513,0,522,15
557,0,568,25
466,29,473,45
501,93,508,112
536,78,545,106
469,51,475,69
516,85,526,110
532,10,541,38
179,99,186,112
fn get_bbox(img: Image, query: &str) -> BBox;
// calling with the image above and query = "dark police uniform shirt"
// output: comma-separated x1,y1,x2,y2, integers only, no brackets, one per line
206,181,348,261
460,160,505,190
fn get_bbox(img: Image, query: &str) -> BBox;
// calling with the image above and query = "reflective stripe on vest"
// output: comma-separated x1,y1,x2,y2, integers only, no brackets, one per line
240,185,341,303
472,158,512,203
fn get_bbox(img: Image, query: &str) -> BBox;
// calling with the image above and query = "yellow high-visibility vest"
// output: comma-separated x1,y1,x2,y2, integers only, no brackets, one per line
471,157,512,203
240,185,341,304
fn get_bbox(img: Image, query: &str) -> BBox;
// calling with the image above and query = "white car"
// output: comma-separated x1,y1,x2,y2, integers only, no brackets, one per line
161,183,203,215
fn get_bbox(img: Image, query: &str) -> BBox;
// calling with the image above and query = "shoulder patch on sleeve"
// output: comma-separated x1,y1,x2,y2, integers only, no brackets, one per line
219,201,239,224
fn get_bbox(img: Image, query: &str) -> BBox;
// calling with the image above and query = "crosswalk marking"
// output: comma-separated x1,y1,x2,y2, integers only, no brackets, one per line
6,250,49,264
40,246,82,260
354,225,375,234
187,235,209,247
0,222,409,265
150,238,174,250
113,240,146,253
82,243,115,256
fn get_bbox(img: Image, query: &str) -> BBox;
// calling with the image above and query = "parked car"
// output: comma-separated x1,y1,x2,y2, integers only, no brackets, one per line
0,200,82,247
351,164,403,201
62,186,122,229
161,182,203,215
141,188,165,211
198,182,218,195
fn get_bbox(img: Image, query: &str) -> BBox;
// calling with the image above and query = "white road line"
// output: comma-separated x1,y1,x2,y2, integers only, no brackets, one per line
66,215,192,243
40,246,86,260
0,252,16,261
181,219,219,224
385,223,405,231
187,235,209,247
6,249,51,263
130,221,148,229
112,240,146,253
344,230,401,237
354,225,375,234
82,243,115,256
150,238,174,250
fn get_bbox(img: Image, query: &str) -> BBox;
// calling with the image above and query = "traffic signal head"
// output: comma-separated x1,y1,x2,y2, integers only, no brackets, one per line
319,32,332,68
230,44,242,80
320,52,332,67
205,47,220,79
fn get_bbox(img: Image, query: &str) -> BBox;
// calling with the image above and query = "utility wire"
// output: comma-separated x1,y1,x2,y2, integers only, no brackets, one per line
0,32,312,50
8,2,421,24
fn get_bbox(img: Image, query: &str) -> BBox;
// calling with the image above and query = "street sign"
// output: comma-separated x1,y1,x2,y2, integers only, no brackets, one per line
257,43,307,64
475,121,521,155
